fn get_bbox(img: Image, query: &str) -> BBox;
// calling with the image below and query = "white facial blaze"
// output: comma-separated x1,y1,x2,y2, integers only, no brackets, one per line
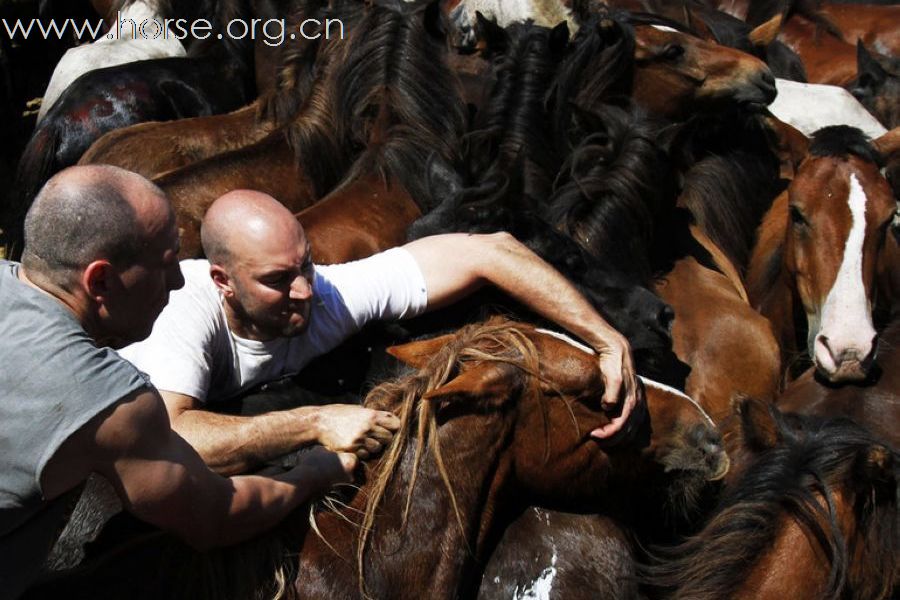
815,174,876,364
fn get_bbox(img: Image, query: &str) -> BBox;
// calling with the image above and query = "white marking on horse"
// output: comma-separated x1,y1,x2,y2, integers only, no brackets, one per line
512,548,558,600
769,79,887,139
650,24,679,33
534,329,715,426
813,174,876,373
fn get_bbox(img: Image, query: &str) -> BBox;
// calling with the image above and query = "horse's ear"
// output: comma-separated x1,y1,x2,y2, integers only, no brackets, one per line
733,395,781,451
387,334,456,368
872,127,900,164
423,0,447,40
762,114,809,180
474,11,506,55
422,362,520,405
854,444,895,496
549,20,570,54
856,41,887,90
749,14,782,48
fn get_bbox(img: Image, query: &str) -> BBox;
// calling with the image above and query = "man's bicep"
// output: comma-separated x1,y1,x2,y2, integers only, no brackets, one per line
93,389,230,538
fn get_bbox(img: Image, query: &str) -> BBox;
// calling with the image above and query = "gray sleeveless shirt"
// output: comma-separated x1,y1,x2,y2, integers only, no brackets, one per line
0,261,149,598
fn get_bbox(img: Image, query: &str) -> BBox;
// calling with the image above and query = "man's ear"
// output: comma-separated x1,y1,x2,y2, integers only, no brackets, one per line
209,264,234,297
83,260,114,302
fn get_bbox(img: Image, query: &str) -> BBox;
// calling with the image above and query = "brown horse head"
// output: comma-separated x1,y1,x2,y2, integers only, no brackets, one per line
380,319,728,522
631,23,776,119
785,127,896,382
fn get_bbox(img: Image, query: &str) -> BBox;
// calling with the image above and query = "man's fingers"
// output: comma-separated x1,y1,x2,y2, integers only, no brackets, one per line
376,411,401,431
362,437,382,454
370,425,395,444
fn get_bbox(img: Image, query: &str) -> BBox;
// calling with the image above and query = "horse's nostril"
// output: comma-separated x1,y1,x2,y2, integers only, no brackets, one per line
658,305,675,332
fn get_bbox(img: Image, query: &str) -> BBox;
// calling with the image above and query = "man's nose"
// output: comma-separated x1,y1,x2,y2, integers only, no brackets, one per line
289,275,312,300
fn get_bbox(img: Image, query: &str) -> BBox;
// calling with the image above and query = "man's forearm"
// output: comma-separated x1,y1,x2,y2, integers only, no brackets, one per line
477,233,624,351
173,407,322,475
204,459,339,547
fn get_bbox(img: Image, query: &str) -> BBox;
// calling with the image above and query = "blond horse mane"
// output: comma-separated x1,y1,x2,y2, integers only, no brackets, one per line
354,318,548,599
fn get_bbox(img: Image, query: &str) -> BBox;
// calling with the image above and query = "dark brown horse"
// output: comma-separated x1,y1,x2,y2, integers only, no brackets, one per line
747,125,899,383
24,318,728,599
641,397,898,600
547,104,782,425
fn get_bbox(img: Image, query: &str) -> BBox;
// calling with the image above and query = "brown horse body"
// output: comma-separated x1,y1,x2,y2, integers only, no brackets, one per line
297,174,422,265
78,102,278,179
778,15,858,85
821,3,900,56
655,239,781,425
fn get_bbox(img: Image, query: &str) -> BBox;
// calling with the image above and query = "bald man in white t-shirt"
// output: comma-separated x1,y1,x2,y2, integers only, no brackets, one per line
120,190,642,475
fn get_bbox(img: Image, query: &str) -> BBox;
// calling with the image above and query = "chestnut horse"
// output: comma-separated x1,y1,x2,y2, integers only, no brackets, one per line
747,125,899,383
549,9,776,124
642,396,898,600
23,319,728,599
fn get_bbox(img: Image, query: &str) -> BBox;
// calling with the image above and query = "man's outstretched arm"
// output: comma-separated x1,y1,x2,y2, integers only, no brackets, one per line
403,232,642,440
41,388,357,549
161,391,399,476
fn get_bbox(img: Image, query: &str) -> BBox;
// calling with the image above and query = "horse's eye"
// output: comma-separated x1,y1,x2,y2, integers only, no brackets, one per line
661,44,684,60
789,205,808,228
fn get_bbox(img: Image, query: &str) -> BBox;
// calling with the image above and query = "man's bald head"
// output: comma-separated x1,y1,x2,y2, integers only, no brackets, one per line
22,165,172,284
201,190,306,268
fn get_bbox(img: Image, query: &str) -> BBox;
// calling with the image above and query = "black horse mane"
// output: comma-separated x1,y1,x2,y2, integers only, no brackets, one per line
671,111,786,272
545,103,674,282
329,0,467,211
641,407,898,600
549,9,636,136
742,0,843,38
808,125,885,167
257,0,364,127
460,19,569,204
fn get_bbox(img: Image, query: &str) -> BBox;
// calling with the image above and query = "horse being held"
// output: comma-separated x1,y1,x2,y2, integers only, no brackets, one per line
24,318,728,599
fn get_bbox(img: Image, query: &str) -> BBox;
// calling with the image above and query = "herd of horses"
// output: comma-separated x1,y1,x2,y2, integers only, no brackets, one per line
2,0,899,598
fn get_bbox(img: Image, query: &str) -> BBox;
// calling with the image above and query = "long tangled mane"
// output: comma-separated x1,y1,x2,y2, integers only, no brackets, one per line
327,0,467,211
545,102,673,282
356,318,545,598
548,9,636,137
672,111,785,272
641,409,898,600
257,0,365,127
460,19,570,204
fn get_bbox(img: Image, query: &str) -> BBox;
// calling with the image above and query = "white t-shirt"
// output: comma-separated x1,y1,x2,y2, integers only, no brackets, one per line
118,248,428,403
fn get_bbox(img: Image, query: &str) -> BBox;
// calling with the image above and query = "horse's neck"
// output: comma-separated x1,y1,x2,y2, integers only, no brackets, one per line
748,193,800,358
300,414,512,599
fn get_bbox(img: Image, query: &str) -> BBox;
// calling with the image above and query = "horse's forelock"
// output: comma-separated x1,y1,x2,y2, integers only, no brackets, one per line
357,319,543,597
